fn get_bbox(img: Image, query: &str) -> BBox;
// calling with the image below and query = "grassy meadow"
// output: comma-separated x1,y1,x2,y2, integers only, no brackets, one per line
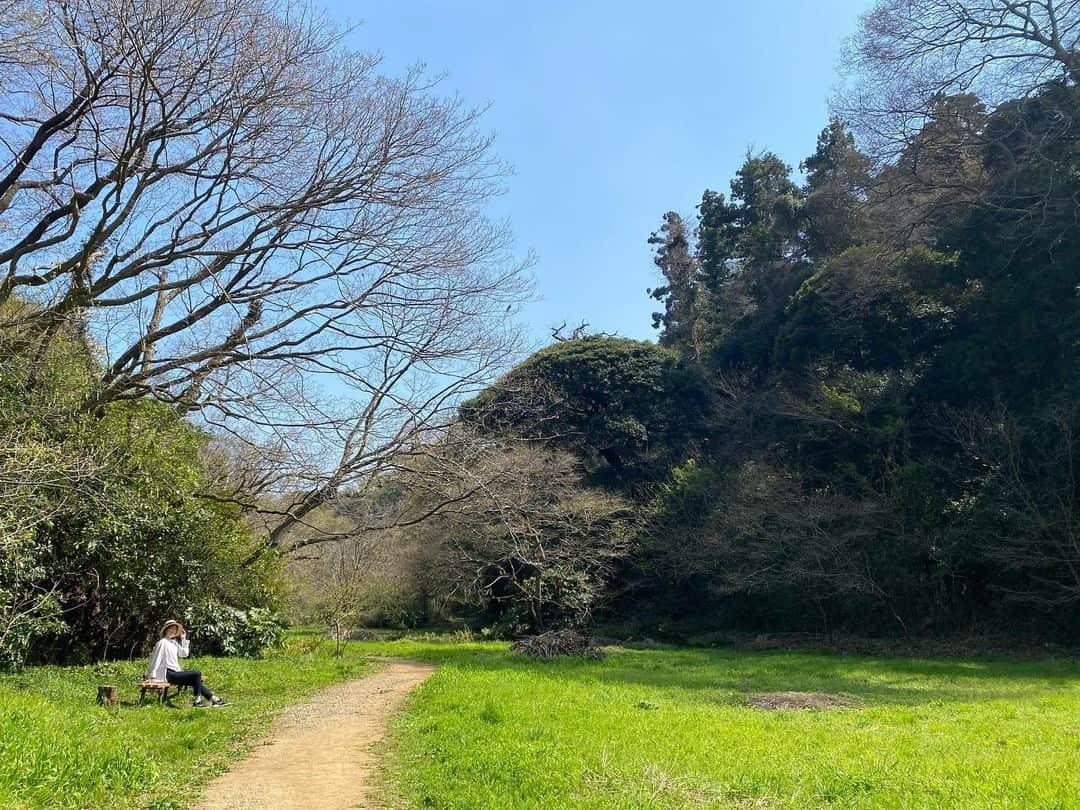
0,635,372,810
357,639,1080,810
3,636,1079,809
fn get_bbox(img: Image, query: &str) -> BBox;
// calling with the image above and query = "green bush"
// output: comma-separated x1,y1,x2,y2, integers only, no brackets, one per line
0,533,66,669
0,302,283,667
184,601,286,657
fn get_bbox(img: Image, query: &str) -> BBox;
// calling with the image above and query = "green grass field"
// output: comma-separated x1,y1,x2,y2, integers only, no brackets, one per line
3,637,1078,809
355,639,1080,809
0,635,372,810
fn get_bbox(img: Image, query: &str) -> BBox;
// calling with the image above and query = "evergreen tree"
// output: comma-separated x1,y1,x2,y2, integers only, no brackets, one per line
647,212,702,356
801,120,871,259
695,189,739,290
728,152,802,264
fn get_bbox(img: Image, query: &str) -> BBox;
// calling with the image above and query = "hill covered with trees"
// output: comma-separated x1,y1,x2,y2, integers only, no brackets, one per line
296,1,1080,645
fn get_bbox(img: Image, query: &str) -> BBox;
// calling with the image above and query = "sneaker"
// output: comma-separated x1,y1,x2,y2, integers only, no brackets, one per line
192,699,210,709
211,697,229,707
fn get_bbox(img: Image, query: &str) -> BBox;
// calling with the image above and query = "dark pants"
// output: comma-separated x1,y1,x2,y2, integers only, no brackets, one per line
166,669,214,701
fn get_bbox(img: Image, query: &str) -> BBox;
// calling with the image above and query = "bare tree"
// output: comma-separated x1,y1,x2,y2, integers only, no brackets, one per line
949,403,1080,608
0,0,530,549
311,534,381,654
401,434,636,633
645,459,901,638
840,0,1080,158
285,509,437,633
836,2,1080,249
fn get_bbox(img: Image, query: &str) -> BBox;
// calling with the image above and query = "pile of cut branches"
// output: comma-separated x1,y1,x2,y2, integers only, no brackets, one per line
511,630,605,660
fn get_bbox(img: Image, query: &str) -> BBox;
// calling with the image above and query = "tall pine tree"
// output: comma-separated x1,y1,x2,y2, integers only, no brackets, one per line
648,212,702,356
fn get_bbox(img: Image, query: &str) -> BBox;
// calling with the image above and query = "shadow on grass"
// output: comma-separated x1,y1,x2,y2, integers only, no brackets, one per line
116,698,188,711
349,639,1080,708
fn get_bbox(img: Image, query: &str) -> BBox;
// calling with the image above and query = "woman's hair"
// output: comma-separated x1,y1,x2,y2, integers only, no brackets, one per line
161,619,184,638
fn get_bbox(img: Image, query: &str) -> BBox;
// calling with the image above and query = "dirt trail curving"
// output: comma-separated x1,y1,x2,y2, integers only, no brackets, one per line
197,660,435,810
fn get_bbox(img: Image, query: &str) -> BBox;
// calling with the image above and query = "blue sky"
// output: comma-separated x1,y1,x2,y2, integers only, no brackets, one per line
324,1,873,346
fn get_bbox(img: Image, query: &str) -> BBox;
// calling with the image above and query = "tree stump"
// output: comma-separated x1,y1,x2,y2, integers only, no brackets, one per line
96,684,118,708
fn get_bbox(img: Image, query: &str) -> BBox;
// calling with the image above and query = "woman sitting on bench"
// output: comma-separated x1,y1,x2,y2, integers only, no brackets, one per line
147,620,228,708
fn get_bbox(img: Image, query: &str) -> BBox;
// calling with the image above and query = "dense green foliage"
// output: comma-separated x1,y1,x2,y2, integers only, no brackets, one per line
640,83,1080,639
358,639,1080,808
464,338,711,491
0,313,281,667
182,602,287,658
452,79,1080,642
0,635,372,809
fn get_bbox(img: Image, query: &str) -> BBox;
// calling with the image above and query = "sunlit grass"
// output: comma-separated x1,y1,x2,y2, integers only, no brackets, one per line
356,639,1080,809
5,635,1078,809
0,634,372,810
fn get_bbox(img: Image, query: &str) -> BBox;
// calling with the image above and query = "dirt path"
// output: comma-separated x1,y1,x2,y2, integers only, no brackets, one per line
197,660,435,810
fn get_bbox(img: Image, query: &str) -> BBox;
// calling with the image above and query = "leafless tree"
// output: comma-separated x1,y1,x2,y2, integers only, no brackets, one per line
646,459,896,637
949,403,1080,607
0,0,530,550
549,321,618,342
840,0,1080,158
549,321,589,342
310,534,381,654
284,510,437,630
400,434,636,632
279,426,635,634
220,368,572,563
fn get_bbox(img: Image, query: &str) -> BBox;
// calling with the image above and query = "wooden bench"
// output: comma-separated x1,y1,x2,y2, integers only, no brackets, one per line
138,679,188,704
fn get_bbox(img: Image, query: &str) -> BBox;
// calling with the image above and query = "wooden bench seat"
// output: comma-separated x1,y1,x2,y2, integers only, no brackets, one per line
138,679,188,704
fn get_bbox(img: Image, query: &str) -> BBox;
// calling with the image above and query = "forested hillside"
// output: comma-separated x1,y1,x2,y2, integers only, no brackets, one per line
301,1,1080,644
624,5,1080,640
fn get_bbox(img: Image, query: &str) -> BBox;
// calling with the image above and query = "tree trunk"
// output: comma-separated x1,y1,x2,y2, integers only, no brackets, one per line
534,577,544,633
96,684,118,708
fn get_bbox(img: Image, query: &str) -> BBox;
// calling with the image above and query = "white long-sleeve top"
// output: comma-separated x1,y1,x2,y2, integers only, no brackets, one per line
146,637,190,680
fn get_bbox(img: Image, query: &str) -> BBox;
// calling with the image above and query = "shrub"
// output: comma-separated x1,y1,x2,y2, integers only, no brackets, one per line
0,312,285,667
0,533,66,669
183,601,286,657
